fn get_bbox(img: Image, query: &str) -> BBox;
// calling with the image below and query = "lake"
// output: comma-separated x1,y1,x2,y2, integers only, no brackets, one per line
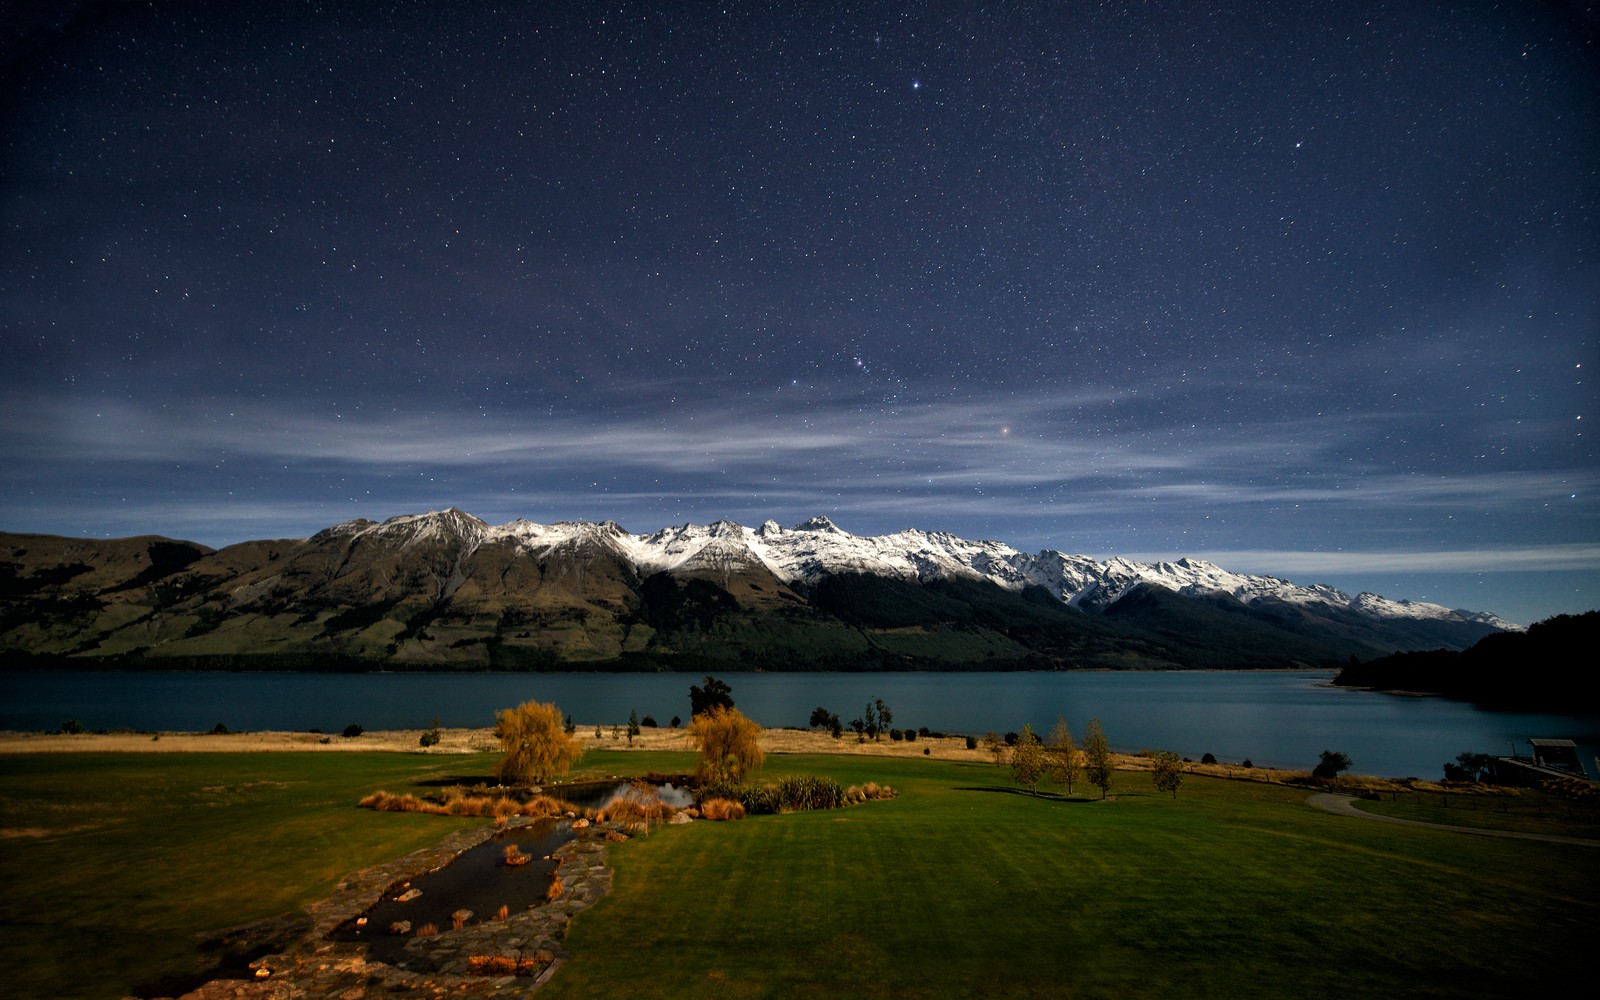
3,669,1596,780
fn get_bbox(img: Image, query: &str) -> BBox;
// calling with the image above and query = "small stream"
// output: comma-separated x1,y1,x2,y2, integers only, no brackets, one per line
330,780,693,967
331,821,572,965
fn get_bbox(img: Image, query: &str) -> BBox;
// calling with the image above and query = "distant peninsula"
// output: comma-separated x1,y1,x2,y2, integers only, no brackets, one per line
1334,611,1598,710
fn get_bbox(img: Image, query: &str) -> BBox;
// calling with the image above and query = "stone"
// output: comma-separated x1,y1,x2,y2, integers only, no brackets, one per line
389,920,412,934
668,811,691,824
394,888,422,902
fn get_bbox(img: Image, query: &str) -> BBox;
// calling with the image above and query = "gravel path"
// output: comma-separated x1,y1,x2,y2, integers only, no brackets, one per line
1306,792,1600,848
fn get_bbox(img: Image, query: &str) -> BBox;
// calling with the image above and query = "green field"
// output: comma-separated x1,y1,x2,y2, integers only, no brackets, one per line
3,750,1595,999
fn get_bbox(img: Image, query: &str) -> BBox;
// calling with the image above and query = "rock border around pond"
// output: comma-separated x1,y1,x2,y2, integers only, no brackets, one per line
157,816,629,1000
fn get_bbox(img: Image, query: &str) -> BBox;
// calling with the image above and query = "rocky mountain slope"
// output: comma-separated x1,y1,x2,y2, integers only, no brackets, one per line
0,509,1514,671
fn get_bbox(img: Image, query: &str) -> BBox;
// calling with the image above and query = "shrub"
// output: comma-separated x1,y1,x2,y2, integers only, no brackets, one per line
890,728,904,741
1201,752,1217,764
965,735,978,750
845,781,898,804
546,874,564,901
342,723,363,738
419,728,441,747
699,797,746,821
210,722,230,735
415,923,438,938
1313,750,1353,779
923,747,930,755
641,715,658,728
1242,758,1254,769
60,720,83,735
605,780,674,831
773,775,846,811
904,728,916,742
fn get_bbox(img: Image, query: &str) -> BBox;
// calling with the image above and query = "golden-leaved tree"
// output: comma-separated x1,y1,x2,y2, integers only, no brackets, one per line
1045,716,1080,795
689,705,763,784
1009,723,1046,796
494,700,583,784
1083,717,1114,800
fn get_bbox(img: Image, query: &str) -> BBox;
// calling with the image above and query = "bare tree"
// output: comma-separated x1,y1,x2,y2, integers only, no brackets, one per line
981,731,1008,766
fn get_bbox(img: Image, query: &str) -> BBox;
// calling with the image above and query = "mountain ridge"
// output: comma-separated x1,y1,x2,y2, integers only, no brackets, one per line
0,509,1515,671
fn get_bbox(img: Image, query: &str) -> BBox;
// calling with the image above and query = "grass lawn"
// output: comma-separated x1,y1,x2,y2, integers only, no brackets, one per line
551,751,1598,1000
3,749,1595,999
0,752,483,1000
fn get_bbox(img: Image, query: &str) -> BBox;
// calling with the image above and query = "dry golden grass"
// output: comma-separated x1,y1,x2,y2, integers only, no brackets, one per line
8,723,1417,794
699,797,745,821
357,788,578,817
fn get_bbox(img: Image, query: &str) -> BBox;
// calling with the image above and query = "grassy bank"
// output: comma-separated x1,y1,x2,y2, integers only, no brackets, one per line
0,753,484,999
3,748,1596,999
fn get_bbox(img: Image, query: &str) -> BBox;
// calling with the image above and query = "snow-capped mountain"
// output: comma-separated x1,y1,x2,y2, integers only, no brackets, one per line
0,509,1517,671
329,508,1517,631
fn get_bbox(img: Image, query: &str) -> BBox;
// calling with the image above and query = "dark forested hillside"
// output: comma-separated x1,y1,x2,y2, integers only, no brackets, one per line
1334,611,1599,709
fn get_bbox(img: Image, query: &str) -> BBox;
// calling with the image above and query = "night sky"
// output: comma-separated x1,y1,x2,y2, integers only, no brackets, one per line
3,2,1596,627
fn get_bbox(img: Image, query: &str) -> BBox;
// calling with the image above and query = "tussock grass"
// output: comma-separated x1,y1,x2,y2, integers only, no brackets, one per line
698,797,745,821
357,788,575,818
467,952,552,977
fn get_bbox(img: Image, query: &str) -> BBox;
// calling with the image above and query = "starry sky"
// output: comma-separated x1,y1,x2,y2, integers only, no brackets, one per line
2,1,1596,627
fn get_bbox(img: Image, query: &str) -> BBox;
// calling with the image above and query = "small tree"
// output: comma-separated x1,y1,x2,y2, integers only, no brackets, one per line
1045,716,1080,796
689,675,734,717
1151,750,1184,799
1010,723,1047,796
495,700,583,784
1313,750,1353,780
875,698,892,740
627,709,641,746
689,705,764,784
809,706,834,730
981,731,1007,766
863,701,880,741
1083,718,1114,800
828,713,843,739
851,715,866,743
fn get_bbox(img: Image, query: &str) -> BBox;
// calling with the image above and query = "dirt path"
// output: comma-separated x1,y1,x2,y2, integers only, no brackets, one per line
1306,792,1600,848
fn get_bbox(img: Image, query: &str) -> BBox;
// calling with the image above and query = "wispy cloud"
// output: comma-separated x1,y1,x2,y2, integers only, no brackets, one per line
1131,546,1600,575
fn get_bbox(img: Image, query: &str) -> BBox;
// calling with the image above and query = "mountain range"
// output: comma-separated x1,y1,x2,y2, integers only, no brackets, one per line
0,509,1516,672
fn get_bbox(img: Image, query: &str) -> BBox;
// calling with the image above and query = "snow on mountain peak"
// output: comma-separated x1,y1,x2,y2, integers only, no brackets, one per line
794,515,843,533
327,510,1519,629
